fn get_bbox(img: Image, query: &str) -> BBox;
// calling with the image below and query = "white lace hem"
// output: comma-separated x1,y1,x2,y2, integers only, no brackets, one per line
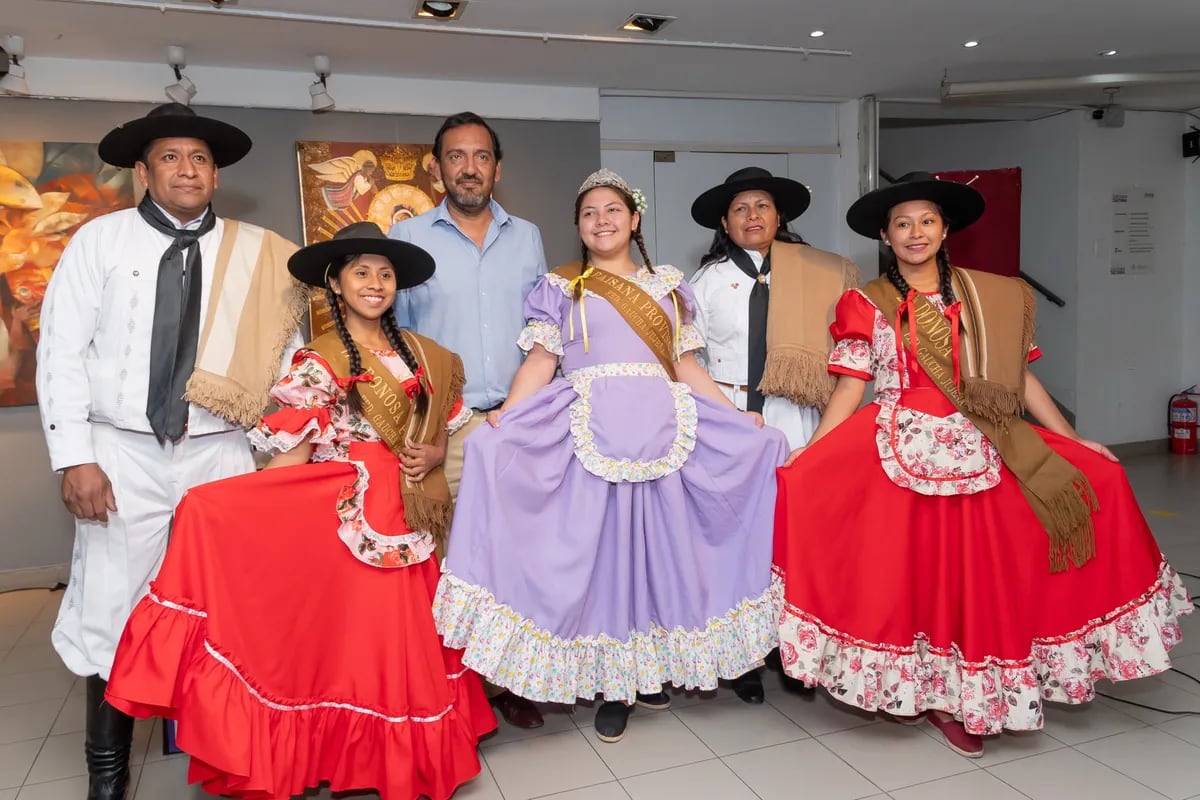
433,571,782,704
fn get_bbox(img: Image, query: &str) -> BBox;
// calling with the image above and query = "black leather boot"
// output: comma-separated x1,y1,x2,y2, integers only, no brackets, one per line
732,668,765,704
85,675,134,800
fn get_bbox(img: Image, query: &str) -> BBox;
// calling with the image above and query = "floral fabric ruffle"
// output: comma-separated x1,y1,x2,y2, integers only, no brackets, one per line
776,561,1193,735
434,571,782,704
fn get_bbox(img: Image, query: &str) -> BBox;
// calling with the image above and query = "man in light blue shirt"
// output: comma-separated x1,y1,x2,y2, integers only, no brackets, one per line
389,111,548,731
390,112,547,412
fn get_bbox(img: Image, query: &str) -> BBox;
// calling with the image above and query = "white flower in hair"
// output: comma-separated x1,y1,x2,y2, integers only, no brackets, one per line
578,168,648,214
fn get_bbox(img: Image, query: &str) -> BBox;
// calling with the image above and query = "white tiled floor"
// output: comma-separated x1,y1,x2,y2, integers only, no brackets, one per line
2,453,1200,799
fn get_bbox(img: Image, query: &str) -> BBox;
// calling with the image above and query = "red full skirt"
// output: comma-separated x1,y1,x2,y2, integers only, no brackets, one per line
106,442,496,799
773,403,1192,735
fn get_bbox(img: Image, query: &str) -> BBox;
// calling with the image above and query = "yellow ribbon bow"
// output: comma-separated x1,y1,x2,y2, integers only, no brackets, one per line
567,265,595,352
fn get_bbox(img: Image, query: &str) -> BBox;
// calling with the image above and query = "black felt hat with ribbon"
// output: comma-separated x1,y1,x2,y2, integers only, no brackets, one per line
287,221,436,290
690,166,812,229
98,103,253,168
846,171,985,240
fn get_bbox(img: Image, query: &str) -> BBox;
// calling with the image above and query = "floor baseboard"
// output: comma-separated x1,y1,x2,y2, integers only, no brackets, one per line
0,563,69,593
1109,439,1171,459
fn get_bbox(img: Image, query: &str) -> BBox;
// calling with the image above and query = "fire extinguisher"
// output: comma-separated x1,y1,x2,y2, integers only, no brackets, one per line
1168,386,1198,455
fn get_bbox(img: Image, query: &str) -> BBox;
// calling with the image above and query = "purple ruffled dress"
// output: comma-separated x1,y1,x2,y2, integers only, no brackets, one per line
433,266,788,704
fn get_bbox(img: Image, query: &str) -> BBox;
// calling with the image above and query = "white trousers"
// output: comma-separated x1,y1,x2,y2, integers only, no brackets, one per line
716,385,821,451
52,423,254,679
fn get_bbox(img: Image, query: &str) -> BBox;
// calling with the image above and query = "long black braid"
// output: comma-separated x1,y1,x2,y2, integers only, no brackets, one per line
325,254,430,418
324,282,366,415
381,312,430,419
882,204,957,306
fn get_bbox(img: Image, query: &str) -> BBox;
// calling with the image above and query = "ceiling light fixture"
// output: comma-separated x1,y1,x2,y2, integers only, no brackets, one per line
809,30,825,38
309,53,335,113
415,1,466,20
0,34,30,97
963,40,980,48
164,44,197,105
1098,49,1119,57
622,13,675,34
941,69,1200,103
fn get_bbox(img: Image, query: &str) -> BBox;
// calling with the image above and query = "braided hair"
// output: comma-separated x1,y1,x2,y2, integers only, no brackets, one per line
574,185,655,281
882,203,957,306
325,254,429,419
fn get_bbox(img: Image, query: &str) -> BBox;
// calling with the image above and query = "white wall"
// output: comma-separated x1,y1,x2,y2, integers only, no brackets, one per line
1074,112,1188,442
882,110,1194,444
1184,118,1200,389
599,96,864,269
881,113,1081,412
16,55,601,121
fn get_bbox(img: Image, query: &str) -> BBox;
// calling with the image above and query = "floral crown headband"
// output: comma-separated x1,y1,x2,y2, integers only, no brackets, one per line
577,168,648,215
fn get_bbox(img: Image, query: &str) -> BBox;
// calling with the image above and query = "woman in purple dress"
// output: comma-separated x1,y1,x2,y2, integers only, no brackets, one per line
434,169,789,743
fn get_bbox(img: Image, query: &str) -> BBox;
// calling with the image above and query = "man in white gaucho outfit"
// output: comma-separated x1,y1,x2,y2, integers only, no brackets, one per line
35,103,307,800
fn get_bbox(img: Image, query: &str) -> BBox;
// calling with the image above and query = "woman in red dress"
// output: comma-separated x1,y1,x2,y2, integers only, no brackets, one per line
773,173,1191,757
105,222,496,799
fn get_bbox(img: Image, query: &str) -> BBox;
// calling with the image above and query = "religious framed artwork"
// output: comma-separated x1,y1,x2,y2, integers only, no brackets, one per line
296,141,443,336
0,141,136,406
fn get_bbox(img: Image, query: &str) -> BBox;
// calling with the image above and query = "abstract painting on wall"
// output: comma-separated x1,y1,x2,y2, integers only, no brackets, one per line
296,141,443,336
0,142,135,406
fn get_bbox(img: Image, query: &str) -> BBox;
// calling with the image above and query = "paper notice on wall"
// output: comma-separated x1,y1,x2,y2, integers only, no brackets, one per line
1110,188,1155,276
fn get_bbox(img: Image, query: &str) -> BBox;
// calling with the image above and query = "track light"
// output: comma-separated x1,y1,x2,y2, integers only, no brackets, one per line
0,35,30,97
310,54,335,113
622,13,674,34
164,45,197,105
415,1,466,20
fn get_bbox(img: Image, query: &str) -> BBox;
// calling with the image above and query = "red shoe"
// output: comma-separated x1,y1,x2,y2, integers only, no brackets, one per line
926,712,983,758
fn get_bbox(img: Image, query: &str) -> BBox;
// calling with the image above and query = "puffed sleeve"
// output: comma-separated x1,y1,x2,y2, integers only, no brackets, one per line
669,275,706,355
249,350,340,454
827,289,876,381
516,274,566,356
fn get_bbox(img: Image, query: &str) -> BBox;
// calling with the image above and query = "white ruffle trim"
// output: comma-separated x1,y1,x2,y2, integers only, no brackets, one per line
433,571,782,704
517,320,564,356
565,362,697,483
248,415,335,455
447,404,474,436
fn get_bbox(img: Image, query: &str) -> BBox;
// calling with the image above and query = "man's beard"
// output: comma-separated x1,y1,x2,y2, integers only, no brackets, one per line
446,179,490,211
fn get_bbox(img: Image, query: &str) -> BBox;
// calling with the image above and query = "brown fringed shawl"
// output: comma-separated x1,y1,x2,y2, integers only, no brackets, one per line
309,330,465,547
759,242,861,410
863,267,1097,572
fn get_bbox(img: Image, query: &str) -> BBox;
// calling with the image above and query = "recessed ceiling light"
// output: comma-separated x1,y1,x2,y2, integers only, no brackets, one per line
415,1,466,20
809,30,825,38
1098,49,1119,57
963,40,980,48
622,13,675,34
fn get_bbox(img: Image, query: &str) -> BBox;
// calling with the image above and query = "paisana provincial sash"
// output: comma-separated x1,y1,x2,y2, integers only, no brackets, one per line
553,262,680,380
862,270,1097,573
309,330,464,546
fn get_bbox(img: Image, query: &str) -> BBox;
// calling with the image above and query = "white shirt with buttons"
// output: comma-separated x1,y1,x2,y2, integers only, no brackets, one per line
691,249,820,449
37,207,245,470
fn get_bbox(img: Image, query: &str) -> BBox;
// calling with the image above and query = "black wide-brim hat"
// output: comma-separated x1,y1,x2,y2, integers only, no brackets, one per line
690,166,812,229
846,171,985,240
98,103,253,168
288,221,436,290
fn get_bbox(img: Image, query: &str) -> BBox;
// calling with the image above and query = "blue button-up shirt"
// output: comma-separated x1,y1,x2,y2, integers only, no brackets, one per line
389,199,547,410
